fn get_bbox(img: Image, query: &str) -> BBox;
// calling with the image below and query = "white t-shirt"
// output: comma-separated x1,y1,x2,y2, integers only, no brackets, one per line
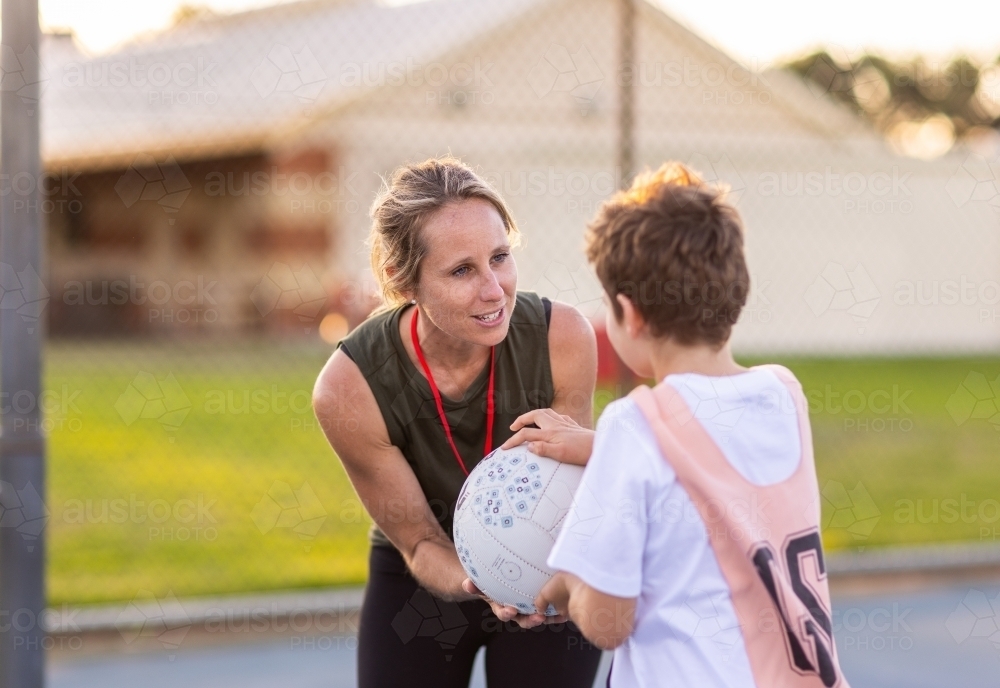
547,367,803,688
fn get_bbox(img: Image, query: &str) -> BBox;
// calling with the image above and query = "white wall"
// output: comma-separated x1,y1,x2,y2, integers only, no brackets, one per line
308,0,1000,355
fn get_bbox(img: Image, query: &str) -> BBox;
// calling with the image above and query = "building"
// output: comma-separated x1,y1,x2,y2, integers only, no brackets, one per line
38,0,1000,353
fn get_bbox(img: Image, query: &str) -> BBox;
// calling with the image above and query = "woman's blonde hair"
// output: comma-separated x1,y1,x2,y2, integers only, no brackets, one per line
368,157,520,311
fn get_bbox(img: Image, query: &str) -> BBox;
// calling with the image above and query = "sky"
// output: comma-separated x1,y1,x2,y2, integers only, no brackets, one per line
36,0,1000,63
657,0,1000,64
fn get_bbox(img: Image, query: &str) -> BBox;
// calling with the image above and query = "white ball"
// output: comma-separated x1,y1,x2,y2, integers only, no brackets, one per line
453,445,584,615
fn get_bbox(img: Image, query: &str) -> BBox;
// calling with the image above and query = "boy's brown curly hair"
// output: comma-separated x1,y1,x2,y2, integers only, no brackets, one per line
585,162,750,347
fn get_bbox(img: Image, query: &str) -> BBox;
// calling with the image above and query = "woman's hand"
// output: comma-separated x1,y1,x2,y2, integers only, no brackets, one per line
500,408,596,465
461,578,568,629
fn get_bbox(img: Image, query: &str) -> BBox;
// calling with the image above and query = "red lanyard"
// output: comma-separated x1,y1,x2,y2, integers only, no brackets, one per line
410,306,495,477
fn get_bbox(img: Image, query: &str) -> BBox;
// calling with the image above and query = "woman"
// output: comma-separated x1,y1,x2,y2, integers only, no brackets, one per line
312,157,603,687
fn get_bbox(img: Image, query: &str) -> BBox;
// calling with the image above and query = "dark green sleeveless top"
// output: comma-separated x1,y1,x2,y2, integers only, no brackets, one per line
337,290,554,549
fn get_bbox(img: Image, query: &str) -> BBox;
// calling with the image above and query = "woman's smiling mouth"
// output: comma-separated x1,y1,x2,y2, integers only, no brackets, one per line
473,306,505,325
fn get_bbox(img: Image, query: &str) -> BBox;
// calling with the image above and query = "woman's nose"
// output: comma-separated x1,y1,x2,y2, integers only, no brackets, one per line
481,269,504,302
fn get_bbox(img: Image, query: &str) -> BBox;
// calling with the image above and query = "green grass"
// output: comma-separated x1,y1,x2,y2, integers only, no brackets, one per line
750,357,1000,553
43,343,1000,605
46,339,370,606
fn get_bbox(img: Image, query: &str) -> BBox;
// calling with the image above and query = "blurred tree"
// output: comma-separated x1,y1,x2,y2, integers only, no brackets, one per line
172,4,215,25
785,51,1000,147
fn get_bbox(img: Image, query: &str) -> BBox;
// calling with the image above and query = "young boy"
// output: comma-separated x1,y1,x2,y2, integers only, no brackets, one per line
497,163,848,687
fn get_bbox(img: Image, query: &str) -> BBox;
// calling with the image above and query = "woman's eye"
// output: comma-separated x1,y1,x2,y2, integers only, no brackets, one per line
492,252,509,263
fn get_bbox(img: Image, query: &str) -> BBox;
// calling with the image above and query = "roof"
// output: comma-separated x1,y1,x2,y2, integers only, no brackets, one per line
39,0,882,171
42,0,547,170
626,1,882,156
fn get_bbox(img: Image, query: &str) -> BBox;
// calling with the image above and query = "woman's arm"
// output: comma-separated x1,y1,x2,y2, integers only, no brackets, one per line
548,300,598,430
312,348,476,602
499,301,598,465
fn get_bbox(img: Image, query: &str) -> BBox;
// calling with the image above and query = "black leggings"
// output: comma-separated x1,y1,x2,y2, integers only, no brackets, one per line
357,544,604,688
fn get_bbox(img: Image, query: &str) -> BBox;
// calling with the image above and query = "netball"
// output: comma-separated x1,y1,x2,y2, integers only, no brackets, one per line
453,446,584,616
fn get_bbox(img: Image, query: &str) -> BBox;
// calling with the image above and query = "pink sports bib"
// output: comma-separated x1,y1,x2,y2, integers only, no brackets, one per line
630,365,848,688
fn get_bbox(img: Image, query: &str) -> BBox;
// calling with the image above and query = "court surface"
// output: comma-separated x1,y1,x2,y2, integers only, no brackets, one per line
49,581,1000,688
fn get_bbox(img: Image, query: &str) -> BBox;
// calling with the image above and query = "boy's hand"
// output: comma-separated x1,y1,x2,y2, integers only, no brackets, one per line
534,571,572,619
501,409,595,466
461,578,567,628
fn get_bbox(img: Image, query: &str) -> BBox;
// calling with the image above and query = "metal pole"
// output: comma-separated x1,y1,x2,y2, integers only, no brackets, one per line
0,1,46,687
615,0,638,392
617,0,636,188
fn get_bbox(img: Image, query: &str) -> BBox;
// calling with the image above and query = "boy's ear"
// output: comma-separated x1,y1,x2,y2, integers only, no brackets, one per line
615,293,646,338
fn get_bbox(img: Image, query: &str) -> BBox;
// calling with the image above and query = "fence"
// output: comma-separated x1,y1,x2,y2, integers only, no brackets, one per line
4,0,1000,663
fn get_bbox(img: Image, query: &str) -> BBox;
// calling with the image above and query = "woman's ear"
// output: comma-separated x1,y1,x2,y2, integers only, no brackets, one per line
386,266,415,303
615,293,646,338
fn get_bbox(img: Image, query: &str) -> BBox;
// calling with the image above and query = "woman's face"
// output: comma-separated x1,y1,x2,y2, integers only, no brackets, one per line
412,198,517,347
